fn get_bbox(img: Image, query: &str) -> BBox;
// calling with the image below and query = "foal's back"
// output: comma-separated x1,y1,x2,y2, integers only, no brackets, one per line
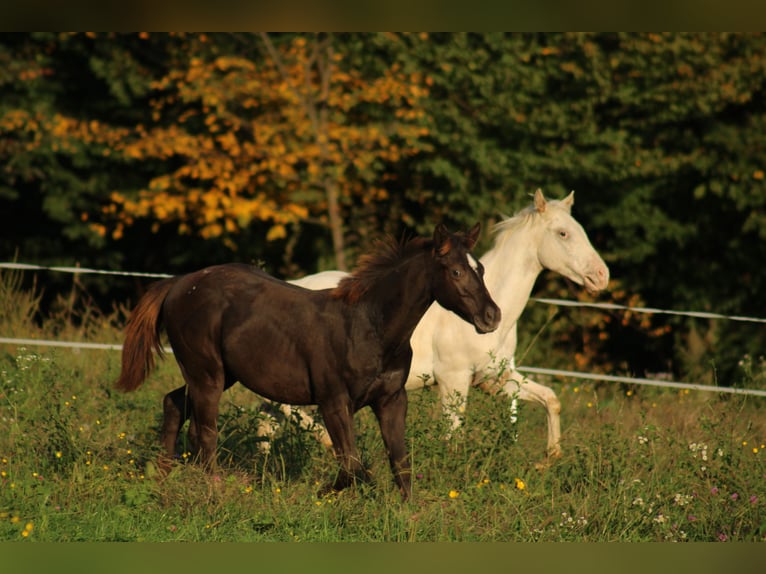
162,263,383,406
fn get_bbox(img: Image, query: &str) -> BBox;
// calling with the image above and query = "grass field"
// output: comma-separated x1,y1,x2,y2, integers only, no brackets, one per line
1,271,765,542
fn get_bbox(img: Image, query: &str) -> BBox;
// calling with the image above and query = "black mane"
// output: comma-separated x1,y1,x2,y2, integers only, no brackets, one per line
331,235,431,304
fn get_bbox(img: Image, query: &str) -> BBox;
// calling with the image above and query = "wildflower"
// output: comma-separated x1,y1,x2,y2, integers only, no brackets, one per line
750,495,758,504
55,452,62,459
514,478,526,490
687,515,697,522
753,448,759,454
637,435,649,445
710,487,719,495
731,493,739,501
448,489,460,499
718,532,728,542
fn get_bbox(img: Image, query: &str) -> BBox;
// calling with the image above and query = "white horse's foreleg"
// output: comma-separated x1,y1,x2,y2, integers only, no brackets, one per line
436,372,472,436
505,371,562,459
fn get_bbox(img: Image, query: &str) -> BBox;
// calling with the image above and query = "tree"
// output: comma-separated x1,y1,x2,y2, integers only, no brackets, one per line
98,33,430,273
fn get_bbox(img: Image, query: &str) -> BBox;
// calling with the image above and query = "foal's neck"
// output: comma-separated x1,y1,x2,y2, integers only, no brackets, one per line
365,248,435,352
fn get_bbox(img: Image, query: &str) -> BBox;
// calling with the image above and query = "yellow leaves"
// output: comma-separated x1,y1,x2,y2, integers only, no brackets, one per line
266,224,287,241
95,34,429,248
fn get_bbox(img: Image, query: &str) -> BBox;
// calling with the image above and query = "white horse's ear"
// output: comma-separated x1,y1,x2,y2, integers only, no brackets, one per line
561,191,575,213
534,188,547,213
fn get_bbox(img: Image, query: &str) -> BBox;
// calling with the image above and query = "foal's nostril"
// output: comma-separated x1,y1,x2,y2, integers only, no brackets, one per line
485,305,500,325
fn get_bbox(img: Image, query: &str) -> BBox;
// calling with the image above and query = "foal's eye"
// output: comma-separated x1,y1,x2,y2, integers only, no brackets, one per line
451,269,463,278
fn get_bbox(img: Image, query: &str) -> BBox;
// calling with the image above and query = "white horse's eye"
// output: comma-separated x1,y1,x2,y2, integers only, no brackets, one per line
558,230,569,239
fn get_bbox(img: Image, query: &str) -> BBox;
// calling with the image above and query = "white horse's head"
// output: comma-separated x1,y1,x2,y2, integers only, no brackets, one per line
496,189,609,294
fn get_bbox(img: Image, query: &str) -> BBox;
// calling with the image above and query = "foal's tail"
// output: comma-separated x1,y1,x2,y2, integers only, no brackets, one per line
115,278,177,392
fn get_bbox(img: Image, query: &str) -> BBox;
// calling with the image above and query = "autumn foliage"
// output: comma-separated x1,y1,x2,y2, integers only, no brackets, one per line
98,34,429,261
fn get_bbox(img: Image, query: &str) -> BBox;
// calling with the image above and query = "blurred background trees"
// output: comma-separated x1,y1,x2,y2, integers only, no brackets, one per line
2,32,765,386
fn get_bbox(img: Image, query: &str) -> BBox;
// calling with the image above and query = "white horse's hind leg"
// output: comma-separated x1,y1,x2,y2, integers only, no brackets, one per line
256,411,279,454
278,404,333,449
506,371,562,459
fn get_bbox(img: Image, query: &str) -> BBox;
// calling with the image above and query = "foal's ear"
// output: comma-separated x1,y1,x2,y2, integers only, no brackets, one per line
433,223,453,256
465,222,481,250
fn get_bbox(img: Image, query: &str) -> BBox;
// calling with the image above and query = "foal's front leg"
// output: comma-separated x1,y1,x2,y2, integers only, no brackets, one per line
372,388,411,500
317,398,369,496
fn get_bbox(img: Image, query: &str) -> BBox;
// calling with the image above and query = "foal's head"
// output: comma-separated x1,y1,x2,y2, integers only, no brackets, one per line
431,223,501,334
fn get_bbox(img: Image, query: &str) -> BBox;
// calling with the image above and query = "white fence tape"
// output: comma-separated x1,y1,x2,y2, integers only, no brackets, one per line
516,366,766,398
532,298,766,325
0,335,764,398
2,260,765,398
0,262,172,279
3,260,766,324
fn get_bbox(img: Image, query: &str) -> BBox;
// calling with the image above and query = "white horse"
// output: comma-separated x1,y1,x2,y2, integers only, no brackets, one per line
286,190,609,459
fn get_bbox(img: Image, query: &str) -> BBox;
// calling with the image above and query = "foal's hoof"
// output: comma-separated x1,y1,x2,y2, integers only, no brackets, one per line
153,456,174,477
317,483,341,499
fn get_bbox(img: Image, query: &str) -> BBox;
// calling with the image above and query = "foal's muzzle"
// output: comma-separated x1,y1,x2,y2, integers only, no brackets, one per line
473,304,501,334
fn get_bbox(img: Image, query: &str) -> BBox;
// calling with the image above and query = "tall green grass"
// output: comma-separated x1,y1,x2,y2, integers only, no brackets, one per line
1,270,765,541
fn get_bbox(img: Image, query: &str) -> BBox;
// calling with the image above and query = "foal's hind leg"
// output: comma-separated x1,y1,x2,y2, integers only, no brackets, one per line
184,378,224,469
159,385,190,471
